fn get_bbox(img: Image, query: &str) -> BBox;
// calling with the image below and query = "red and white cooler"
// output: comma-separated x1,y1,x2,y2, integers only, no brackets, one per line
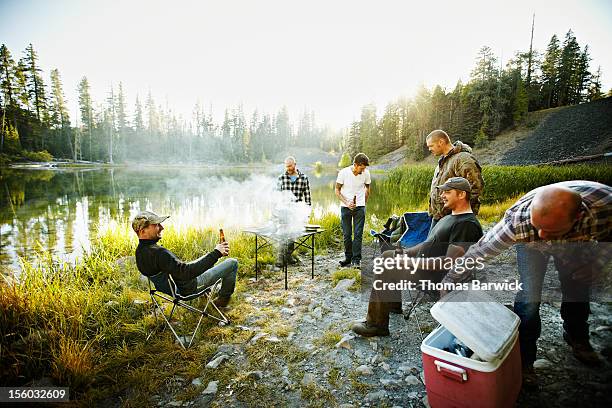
420,290,522,408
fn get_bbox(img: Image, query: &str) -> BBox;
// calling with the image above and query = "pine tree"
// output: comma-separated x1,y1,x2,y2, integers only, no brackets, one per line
49,68,71,157
0,44,17,107
557,30,581,106
541,34,561,108
78,76,94,160
587,66,603,101
133,95,144,132
21,44,47,123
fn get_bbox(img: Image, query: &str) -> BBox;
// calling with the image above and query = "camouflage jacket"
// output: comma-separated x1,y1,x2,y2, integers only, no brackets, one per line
429,141,484,220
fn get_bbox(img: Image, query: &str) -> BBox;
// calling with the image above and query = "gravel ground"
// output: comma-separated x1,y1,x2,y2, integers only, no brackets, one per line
501,97,612,165
150,244,611,408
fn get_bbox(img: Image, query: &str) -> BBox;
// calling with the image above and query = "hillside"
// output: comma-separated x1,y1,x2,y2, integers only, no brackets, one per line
375,97,612,168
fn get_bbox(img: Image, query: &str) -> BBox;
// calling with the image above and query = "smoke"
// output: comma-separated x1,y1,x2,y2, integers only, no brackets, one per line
128,173,312,238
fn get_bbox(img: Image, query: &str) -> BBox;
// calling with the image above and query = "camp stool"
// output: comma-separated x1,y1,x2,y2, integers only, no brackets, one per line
146,275,230,349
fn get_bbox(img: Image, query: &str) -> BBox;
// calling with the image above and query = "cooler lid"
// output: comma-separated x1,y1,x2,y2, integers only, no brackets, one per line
430,290,520,362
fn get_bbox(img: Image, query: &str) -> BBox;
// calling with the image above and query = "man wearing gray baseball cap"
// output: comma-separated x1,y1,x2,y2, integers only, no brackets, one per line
132,211,238,307
352,177,483,337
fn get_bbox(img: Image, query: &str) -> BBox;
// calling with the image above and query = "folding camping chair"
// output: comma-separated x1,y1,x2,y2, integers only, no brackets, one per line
145,275,230,349
371,211,433,340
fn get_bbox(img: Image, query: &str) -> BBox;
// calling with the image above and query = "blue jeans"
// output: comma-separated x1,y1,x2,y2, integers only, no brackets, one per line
513,244,591,366
196,258,238,298
341,206,365,263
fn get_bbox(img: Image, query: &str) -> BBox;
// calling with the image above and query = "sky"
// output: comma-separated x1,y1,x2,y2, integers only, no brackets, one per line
1,0,611,129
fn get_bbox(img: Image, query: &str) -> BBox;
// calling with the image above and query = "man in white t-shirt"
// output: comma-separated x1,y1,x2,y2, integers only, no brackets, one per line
335,153,371,267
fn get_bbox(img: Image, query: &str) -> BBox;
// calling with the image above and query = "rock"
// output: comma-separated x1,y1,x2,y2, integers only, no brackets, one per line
533,358,553,370
249,332,268,344
380,378,402,389
594,325,611,332
404,375,421,385
335,278,355,291
281,307,295,315
301,373,316,386
266,336,281,343
133,299,148,305
206,354,229,369
287,332,295,341
202,381,218,395
365,390,387,402
335,334,354,349
246,371,264,380
312,307,323,320
216,344,234,355
381,362,391,372
356,365,373,375
339,404,354,408
191,377,203,386
371,354,380,364
287,298,297,307
408,391,419,399
168,401,182,407
370,341,378,352
105,300,119,307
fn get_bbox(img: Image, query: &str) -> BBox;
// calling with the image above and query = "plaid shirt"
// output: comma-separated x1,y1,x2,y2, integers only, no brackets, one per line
443,180,612,284
277,169,312,206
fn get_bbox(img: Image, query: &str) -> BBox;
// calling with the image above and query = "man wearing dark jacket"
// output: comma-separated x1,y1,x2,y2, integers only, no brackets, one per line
133,211,238,307
426,130,484,228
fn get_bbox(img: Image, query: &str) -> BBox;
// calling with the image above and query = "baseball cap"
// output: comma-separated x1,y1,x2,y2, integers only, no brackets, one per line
131,211,170,232
437,177,472,192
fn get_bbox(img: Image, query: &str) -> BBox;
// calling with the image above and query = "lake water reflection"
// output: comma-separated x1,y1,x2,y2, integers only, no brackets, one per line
0,166,429,269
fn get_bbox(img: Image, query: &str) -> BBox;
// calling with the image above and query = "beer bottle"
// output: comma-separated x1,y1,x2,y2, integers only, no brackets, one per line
219,228,226,243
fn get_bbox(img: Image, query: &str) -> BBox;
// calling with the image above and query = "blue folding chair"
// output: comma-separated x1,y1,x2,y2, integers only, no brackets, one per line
371,211,431,253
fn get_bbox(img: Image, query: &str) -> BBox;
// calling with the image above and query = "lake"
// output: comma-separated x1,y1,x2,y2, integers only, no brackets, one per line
0,166,430,270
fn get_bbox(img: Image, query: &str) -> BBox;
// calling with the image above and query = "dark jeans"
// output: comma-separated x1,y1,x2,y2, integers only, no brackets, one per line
513,244,591,366
341,206,365,263
366,249,445,329
195,258,238,298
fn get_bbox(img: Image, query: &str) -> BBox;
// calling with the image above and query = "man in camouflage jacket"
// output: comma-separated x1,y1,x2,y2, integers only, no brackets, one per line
426,130,484,227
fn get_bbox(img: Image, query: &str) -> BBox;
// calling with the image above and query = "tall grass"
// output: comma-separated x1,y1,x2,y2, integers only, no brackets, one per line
384,163,612,204
0,210,343,402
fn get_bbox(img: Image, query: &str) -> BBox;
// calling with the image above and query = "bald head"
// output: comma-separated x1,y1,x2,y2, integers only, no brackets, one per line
530,185,582,240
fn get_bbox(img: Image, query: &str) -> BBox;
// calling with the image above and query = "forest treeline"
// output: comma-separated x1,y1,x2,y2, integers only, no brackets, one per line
345,29,607,161
0,29,607,165
0,44,340,164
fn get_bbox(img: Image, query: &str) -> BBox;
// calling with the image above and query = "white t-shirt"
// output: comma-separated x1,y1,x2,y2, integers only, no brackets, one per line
336,165,371,207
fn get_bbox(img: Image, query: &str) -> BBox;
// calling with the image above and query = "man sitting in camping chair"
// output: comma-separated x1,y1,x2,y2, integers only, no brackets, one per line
352,177,483,337
133,211,238,308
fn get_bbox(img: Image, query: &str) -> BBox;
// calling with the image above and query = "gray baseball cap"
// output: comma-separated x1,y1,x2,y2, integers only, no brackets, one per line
437,177,472,192
131,211,169,232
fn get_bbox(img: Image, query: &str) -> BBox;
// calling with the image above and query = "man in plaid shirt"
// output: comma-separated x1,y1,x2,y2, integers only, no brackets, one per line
277,156,312,206
276,156,312,265
441,180,611,380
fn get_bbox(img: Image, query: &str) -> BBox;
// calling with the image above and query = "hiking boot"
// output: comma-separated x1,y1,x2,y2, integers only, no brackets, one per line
213,296,231,308
339,258,352,267
351,321,390,337
563,331,602,366
521,365,539,391
352,260,361,269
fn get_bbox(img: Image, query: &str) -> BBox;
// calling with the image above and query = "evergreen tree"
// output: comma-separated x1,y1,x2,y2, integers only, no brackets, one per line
77,76,94,160
21,44,47,123
557,30,581,106
0,44,17,107
541,34,561,108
